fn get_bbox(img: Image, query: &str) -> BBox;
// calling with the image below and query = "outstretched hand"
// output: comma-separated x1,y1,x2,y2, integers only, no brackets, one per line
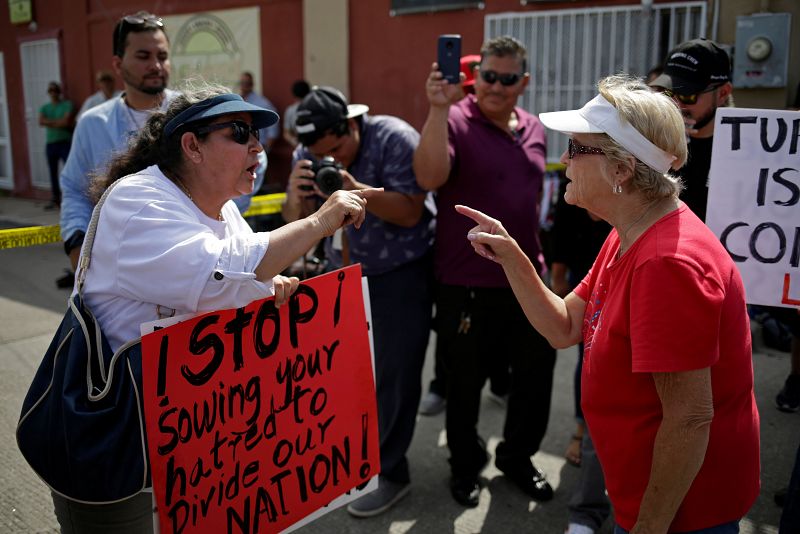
455,204,520,265
313,188,384,237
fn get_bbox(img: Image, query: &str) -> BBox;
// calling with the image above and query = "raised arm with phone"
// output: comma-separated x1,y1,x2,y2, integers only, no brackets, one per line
413,35,557,509
437,34,462,84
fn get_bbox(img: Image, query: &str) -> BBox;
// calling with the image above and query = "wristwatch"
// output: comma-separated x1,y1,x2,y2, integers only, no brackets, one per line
63,230,86,256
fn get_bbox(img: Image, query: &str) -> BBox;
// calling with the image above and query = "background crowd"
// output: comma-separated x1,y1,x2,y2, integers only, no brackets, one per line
20,8,800,534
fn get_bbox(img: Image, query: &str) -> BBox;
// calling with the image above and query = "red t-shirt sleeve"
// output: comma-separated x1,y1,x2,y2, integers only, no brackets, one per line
629,256,725,373
574,270,591,302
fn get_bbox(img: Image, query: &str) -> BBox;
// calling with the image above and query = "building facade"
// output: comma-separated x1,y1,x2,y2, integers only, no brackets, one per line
0,0,797,198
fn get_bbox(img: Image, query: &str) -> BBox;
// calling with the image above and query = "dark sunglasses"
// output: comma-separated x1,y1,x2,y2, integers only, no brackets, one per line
568,138,605,159
656,84,721,105
195,121,260,144
479,70,525,86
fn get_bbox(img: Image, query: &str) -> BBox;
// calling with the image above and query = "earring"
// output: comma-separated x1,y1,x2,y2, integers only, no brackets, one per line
612,183,623,195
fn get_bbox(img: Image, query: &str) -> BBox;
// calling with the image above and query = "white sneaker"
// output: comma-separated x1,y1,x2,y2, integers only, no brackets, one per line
418,391,446,416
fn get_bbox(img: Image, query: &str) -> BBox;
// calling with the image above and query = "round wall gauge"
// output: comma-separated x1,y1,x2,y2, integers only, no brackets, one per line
746,36,772,62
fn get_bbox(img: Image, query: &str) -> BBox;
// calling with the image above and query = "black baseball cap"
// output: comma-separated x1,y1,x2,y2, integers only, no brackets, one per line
649,38,731,95
295,86,369,140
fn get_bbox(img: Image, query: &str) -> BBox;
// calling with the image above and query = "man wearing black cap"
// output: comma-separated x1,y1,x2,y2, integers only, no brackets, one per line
649,38,733,222
282,86,434,517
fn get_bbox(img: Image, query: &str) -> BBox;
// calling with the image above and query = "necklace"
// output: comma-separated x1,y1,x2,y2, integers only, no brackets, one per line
171,173,223,222
617,199,664,254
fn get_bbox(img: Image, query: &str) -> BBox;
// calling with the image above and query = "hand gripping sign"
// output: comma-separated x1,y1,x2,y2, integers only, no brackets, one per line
706,108,800,308
141,265,380,533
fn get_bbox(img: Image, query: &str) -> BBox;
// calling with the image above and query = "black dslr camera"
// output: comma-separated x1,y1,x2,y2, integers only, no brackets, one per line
301,156,343,196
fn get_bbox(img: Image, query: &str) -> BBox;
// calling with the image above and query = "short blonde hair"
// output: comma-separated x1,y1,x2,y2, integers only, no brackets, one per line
593,74,688,200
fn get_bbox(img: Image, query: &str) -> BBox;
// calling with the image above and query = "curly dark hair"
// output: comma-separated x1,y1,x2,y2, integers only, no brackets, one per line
90,81,230,201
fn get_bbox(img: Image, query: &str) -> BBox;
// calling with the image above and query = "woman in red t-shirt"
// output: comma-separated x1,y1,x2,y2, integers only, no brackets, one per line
457,74,759,533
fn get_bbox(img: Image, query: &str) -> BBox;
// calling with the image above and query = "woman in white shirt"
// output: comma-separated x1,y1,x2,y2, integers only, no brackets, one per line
53,83,375,533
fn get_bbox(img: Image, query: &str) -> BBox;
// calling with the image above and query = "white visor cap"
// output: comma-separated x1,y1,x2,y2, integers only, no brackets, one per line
539,95,677,174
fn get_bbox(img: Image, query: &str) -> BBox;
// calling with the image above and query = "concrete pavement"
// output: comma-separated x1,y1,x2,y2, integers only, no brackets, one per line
0,194,796,533
0,194,61,229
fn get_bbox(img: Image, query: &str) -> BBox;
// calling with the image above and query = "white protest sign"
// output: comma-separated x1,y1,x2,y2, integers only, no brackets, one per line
706,108,800,308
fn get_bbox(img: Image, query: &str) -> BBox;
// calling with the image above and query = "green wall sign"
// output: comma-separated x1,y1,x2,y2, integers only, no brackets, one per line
9,0,32,24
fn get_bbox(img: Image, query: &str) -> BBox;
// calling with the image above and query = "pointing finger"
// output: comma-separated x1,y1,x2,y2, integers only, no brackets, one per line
455,204,494,226
350,188,384,202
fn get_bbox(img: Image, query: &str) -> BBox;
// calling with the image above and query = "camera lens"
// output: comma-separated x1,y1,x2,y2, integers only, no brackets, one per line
315,166,343,196
446,41,453,50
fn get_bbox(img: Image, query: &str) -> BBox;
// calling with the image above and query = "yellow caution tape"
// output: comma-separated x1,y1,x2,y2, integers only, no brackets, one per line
0,224,62,250
545,163,566,172
0,193,287,249
242,193,286,218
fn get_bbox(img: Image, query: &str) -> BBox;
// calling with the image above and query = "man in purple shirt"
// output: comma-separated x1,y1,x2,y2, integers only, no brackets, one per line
414,36,556,507
282,86,433,517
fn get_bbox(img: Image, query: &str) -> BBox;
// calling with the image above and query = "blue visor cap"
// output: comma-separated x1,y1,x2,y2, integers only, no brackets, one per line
164,93,279,138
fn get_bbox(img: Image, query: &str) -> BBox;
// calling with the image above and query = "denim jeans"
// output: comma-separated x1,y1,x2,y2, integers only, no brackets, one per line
45,140,71,203
568,429,610,531
367,253,433,483
614,521,739,534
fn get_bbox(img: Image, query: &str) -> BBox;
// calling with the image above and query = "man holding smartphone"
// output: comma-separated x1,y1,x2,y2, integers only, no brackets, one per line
414,35,556,507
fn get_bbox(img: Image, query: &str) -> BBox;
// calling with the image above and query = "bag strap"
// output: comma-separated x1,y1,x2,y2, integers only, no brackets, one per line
75,179,126,295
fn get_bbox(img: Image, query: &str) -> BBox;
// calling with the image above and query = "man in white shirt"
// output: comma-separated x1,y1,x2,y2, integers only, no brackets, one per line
76,70,121,120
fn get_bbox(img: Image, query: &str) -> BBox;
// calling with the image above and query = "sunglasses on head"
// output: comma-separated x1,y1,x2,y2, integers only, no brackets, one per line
194,121,260,144
479,70,525,86
656,84,721,105
114,14,164,55
568,138,605,159
122,14,163,27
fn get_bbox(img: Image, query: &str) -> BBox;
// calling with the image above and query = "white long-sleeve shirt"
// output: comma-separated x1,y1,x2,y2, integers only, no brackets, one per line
81,165,273,351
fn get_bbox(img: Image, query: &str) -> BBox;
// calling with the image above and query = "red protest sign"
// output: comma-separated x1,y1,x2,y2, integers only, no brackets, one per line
141,265,379,533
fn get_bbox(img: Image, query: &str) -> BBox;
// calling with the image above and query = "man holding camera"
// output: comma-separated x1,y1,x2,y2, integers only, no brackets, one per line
414,35,557,507
282,86,434,517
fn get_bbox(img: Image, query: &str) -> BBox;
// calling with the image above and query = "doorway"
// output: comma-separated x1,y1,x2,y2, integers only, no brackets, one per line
20,38,62,191
0,52,13,190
